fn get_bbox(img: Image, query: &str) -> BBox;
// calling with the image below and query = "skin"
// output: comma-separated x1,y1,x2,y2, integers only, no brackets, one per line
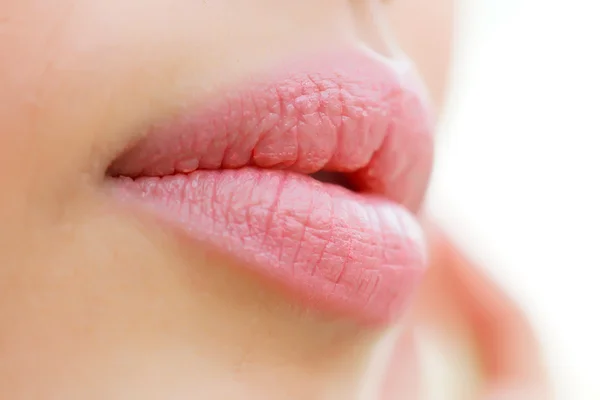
0,1,547,399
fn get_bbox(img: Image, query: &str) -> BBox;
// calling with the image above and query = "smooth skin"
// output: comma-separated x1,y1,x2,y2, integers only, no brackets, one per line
0,1,546,399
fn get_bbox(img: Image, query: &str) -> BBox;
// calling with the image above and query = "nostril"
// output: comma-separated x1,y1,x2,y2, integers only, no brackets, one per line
348,0,397,58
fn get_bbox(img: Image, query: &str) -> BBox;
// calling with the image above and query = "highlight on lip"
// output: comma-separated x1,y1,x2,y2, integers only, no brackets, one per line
108,49,434,325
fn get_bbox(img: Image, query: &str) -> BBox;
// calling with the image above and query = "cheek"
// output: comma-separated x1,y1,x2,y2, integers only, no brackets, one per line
0,3,103,224
387,0,455,108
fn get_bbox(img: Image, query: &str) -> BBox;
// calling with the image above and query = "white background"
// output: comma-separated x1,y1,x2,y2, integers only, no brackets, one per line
428,1,600,398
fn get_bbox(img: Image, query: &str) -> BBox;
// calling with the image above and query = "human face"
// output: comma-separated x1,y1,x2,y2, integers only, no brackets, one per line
0,1,453,399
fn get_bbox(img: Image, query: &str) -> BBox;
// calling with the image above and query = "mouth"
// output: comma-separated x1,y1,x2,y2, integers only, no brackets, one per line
107,49,434,326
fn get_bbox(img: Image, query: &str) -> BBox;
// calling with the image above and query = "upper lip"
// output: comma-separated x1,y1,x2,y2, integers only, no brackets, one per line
108,50,434,212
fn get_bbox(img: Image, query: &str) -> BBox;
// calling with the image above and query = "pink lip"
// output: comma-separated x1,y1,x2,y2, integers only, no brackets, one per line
109,49,434,325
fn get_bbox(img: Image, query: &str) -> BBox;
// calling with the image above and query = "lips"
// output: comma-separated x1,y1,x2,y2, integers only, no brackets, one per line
108,49,434,325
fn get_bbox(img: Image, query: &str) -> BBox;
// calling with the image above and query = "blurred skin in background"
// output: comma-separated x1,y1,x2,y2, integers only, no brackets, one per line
0,1,547,399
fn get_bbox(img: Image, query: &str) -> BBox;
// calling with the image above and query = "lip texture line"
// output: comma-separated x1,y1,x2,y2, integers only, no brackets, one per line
110,50,434,325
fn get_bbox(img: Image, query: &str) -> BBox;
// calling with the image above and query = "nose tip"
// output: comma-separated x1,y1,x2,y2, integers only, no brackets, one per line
348,0,397,58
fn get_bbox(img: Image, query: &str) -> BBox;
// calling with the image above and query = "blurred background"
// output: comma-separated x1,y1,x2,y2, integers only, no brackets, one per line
427,0,600,399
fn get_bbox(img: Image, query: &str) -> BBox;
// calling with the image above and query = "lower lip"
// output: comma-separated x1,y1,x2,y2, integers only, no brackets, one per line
113,168,426,326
